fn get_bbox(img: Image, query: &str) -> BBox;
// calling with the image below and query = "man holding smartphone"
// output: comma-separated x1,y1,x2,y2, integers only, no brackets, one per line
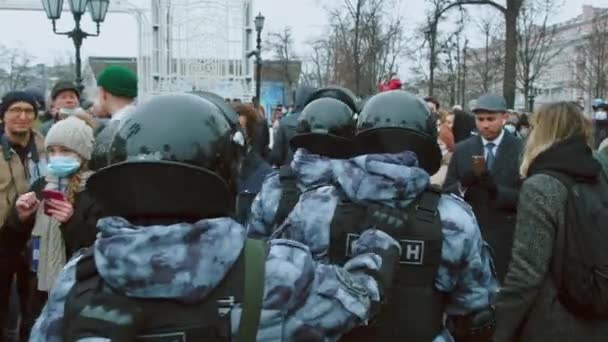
444,93,523,282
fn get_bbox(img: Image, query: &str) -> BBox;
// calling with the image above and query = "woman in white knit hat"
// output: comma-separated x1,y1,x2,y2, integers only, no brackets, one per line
2,116,101,339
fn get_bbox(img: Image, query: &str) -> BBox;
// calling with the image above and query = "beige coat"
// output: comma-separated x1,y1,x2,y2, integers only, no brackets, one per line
0,131,46,226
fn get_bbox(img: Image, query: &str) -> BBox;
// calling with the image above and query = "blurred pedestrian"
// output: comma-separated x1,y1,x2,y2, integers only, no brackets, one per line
495,102,608,342
1,116,99,340
269,86,316,167
431,110,455,186
234,104,273,223
90,65,138,170
0,91,46,341
40,81,81,136
444,93,523,282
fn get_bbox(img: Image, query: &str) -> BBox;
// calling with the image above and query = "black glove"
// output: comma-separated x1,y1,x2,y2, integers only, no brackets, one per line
64,293,144,342
460,171,479,188
477,172,498,198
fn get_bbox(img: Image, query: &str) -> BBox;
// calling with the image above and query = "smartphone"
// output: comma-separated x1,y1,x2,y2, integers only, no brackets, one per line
472,155,486,176
43,190,65,216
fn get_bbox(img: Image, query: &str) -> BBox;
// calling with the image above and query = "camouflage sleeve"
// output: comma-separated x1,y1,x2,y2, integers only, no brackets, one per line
261,230,401,340
30,253,83,342
437,196,498,315
246,174,282,240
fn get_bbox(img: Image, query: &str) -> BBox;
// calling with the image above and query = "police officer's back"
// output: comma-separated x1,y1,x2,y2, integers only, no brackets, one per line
248,87,360,238
260,90,499,341
30,94,401,341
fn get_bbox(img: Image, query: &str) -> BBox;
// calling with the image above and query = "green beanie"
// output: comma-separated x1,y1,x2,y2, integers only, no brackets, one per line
97,65,138,98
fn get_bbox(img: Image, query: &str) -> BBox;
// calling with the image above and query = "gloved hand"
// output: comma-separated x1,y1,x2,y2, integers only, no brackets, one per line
460,171,479,188
477,172,498,197
64,292,144,342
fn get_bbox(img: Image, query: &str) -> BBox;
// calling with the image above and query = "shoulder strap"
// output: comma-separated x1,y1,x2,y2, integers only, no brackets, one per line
538,170,576,190
1,134,13,161
537,170,573,290
414,186,442,224
237,239,266,342
273,165,301,227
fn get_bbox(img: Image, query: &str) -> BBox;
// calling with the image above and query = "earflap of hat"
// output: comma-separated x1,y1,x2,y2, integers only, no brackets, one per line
87,161,233,220
354,127,442,174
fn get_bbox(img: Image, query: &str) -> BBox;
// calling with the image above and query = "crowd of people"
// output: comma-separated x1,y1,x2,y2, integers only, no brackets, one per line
0,64,607,341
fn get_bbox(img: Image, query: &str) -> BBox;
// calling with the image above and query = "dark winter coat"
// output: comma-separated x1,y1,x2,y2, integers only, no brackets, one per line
443,132,522,281
494,137,608,342
236,150,275,224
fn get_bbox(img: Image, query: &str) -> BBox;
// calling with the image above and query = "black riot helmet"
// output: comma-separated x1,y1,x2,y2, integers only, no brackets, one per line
355,90,441,174
87,93,242,220
290,98,356,158
190,90,239,129
304,86,359,113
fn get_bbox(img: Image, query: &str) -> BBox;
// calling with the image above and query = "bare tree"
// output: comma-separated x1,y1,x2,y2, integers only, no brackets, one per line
267,27,298,99
516,0,563,110
305,0,404,96
0,45,34,91
302,37,336,88
574,13,608,100
468,15,504,95
424,0,524,107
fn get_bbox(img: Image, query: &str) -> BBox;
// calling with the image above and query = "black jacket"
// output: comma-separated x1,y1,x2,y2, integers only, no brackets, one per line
0,178,101,259
443,131,523,281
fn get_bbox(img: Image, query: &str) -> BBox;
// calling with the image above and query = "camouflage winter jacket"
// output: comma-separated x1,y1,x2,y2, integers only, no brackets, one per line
248,149,499,341
30,216,400,341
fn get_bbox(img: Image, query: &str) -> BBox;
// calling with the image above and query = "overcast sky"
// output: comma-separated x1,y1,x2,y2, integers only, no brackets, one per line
0,0,605,78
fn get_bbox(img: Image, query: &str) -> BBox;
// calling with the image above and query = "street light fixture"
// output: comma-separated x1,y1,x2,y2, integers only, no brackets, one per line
254,12,265,104
41,0,109,93
41,0,63,20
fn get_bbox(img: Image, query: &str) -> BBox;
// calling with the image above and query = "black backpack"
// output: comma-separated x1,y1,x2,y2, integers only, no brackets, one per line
544,171,608,319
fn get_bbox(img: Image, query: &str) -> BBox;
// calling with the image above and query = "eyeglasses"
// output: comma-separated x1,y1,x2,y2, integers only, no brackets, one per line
6,107,36,117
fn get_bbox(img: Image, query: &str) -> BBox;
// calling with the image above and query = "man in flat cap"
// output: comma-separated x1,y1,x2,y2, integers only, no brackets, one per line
444,93,523,282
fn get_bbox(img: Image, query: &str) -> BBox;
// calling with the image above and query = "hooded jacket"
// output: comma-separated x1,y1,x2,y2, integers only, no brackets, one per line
248,149,498,341
495,137,608,342
30,215,399,341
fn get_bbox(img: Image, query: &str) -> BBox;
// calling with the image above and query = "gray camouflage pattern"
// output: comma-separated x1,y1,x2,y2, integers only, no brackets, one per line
31,216,400,341
247,149,336,239
247,148,498,341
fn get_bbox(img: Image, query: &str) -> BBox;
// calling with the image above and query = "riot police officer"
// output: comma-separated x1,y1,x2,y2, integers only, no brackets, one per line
304,86,360,114
256,90,498,341
351,90,498,341
30,93,400,341
247,96,357,240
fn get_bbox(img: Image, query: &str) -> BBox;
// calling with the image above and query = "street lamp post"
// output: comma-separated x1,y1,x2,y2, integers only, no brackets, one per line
254,12,265,104
41,0,109,93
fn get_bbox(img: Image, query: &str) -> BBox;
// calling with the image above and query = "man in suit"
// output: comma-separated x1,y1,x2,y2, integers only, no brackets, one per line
444,93,522,282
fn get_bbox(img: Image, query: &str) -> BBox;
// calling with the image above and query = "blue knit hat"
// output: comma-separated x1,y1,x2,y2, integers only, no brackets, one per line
0,91,38,120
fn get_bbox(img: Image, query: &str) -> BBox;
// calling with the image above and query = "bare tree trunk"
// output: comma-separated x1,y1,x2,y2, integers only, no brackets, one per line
503,1,522,107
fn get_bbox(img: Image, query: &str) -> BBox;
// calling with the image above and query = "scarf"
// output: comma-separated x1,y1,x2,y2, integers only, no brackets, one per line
31,171,92,292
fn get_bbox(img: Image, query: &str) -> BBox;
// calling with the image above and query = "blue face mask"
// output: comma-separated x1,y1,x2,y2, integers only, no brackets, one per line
47,155,81,178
